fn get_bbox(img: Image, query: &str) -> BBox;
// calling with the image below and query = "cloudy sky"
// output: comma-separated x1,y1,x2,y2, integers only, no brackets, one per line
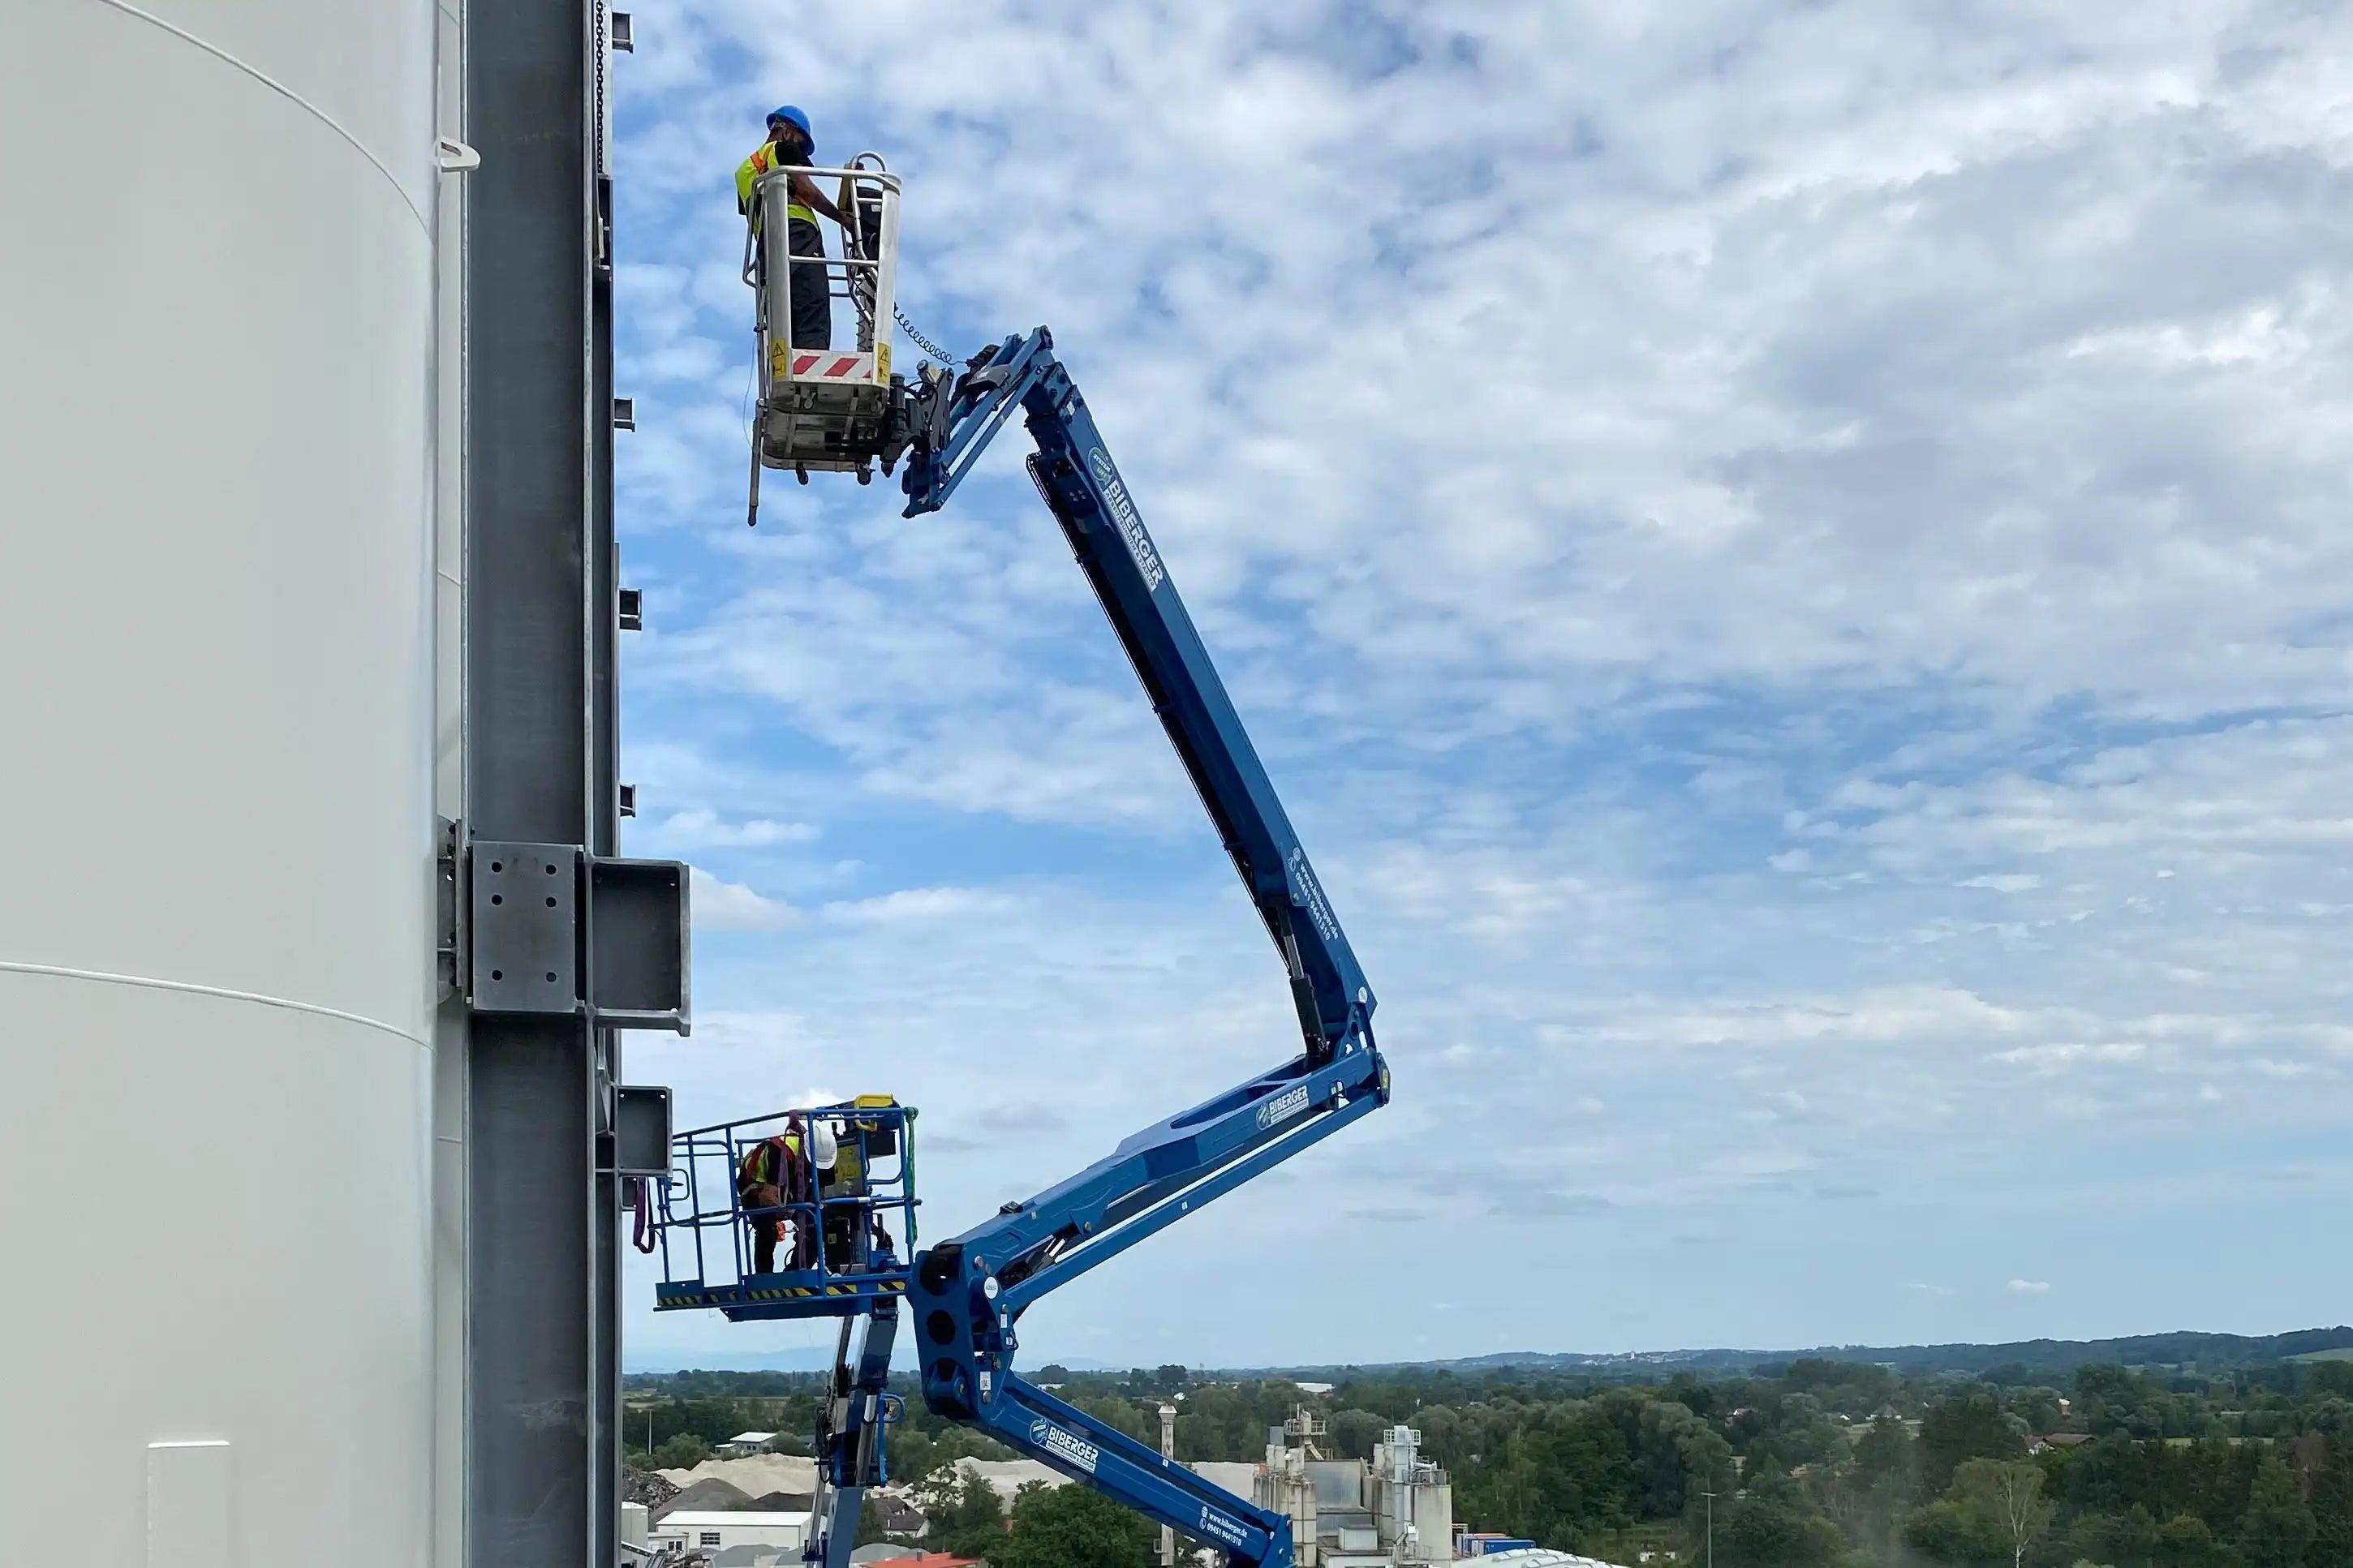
612,2,2353,1370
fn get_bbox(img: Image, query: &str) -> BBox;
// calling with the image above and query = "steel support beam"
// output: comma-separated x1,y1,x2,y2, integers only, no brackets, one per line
462,3,644,1565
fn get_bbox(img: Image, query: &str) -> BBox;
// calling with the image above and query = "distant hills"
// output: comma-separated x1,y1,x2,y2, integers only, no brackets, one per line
1215,1326,2353,1383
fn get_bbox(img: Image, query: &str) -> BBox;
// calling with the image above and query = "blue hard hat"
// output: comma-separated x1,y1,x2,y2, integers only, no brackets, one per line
766,104,812,150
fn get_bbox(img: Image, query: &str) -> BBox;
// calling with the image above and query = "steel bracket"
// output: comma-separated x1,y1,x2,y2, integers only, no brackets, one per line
436,816,466,1000
605,1085,673,1179
458,835,690,1032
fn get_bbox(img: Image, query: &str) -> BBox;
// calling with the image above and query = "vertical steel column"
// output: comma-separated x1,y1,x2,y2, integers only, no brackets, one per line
587,10,624,1554
463,2,622,1564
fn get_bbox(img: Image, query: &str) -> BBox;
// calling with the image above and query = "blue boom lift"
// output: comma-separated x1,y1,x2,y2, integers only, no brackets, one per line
895,330,1389,1566
660,159,1388,1568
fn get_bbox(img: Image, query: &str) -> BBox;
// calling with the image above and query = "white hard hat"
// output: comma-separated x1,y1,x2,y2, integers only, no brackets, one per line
810,1121,839,1171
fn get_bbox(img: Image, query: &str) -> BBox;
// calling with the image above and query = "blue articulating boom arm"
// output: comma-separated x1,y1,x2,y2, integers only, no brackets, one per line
897,329,1390,1566
804,1304,902,1568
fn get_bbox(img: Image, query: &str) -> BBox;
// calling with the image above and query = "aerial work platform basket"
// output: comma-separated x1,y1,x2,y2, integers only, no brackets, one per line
651,1098,918,1321
743,154,910,511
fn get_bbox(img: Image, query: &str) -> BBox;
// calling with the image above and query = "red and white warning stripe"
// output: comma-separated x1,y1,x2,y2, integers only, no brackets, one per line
788,352,872,382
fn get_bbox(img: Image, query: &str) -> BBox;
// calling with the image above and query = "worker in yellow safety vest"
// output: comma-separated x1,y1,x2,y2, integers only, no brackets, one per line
737,105,848,351
736,1114,831,1274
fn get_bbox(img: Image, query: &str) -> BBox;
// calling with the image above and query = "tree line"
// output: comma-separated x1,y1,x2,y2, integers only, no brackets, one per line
627,1354,2353,1565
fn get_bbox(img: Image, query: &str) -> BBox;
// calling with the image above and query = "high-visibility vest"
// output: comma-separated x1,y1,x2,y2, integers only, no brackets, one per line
738,1132,802,1190
737,143,816,223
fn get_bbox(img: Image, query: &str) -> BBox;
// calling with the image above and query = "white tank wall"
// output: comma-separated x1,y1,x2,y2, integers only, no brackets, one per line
0,2,441,1564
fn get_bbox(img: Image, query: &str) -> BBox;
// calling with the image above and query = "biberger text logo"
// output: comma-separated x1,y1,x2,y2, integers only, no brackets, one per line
1029,1418,1101,1475
1255,1084,1312,1132
1088,447,1165,591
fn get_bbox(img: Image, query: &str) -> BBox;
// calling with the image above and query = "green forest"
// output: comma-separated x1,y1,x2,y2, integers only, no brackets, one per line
629,1347,2353,1566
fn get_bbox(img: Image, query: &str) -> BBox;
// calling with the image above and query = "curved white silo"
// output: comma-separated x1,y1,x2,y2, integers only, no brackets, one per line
0,3,441,1565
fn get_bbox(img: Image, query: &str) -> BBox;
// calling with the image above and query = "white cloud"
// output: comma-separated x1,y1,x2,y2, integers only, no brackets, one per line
2007,1279,2054,1295
1546,985,2033,1052
649,809,819,850
819,887,1025,926
690,869,799,931
1960,874,2043,893
1993,1042,2149,1070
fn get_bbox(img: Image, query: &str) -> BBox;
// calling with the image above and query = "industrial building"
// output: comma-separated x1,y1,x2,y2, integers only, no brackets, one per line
644,1432,1611,1568
647,1510,813,1560
1238,1410,1631,1568
1255,1411,1455,1566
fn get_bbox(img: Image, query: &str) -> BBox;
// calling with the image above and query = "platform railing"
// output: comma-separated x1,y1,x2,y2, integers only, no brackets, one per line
653,1103,918,1300
742,159,901,387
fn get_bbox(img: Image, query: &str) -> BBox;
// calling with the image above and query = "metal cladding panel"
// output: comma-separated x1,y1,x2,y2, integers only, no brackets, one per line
105,0,441,216
0,1,438,1030
1,977,434,1564
0,3,440,1567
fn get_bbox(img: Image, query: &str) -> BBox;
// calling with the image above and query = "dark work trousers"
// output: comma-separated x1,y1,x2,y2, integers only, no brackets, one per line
742,1181,787,1274
822,1192,860,1272
785,216,832,350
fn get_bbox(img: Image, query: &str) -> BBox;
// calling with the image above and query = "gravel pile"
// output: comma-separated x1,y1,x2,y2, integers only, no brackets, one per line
951,1454,1067,1502
624,1467,680,1510
657,1454,820,1497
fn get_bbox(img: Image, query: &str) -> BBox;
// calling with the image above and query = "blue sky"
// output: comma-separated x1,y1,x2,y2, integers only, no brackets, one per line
612,2,2353,1369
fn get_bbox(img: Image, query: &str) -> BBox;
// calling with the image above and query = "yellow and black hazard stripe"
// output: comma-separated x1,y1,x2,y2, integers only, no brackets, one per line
669,1275,910,1309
